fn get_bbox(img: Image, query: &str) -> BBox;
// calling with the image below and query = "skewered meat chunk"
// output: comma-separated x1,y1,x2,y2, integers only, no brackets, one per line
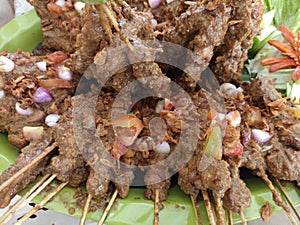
223,166,252,213
72,4,108,73
267,147,300,182
211,0,264,83
31,0,83,53
0,51,77,148
0,136,54,208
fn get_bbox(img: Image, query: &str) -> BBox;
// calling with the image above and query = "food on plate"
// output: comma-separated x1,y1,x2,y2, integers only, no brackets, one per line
0,0,299,224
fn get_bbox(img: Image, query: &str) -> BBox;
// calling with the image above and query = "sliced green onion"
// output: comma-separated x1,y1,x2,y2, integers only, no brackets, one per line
203,125,223,160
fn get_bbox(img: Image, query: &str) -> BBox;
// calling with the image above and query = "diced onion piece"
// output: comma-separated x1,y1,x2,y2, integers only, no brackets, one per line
0,90,5,99
204,125,223,160
15,102,33,116
58,65,73,81
45,114,60,127
23,126,44,141
226,111,241,127
55,0,65,7
148,0,161,8
47,51,68,64
47,2,63,14
35,61,47,71
251,129,272,143
74,2,85,15
220,83,243,96
155,141,170,154
0,56,15,73
34,87,53,104
166,0,175,3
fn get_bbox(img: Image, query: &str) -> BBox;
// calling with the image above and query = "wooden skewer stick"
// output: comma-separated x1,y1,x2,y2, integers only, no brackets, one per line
0,174,51,224
190,195,202,225
261,172,297,225
14,181,68,225
98,189,118,225
239,211,247,225
154,189,160,225
0,144,57,193
201,190,216,225
14,182,68,225
273,178,300,221
228,210,233,225
1,174,58,225
100,3,120,32
215,198,226,225
79,194,93,225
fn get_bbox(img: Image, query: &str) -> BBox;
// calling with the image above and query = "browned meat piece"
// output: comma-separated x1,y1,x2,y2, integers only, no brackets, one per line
0,137,53,208
114,168,135,198
223,166,252,213
32,0,82,52
178,155,202,198
86,169,110,197
184,2,231,85
246,76,300,150
47,109,88,187
210,0,264,83
72,4,108,73
277,124,300,150
197,153,231,199
144,167,171,201
0,51,77,148
267,147,300,182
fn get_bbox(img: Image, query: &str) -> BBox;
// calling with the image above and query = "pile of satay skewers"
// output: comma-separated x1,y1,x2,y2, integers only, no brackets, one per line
0,0,299,224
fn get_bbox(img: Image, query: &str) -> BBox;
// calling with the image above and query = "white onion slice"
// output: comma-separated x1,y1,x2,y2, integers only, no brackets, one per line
58,65,73,81
45,114,60,127
0,90,5,99
35,61,47,71
23,126,44,141
0,56,15,73
74,2,85,15
155,141,170,154
15,102,33,116
56,0,65,7
148,0,161,9
226,111,241,127
251,129,272,143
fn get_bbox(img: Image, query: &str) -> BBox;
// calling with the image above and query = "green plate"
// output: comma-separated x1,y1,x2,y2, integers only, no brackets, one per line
0,9,43,52
1,10,300,225
1,134,300,225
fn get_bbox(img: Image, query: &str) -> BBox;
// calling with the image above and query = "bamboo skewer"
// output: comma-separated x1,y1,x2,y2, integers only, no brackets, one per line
239,211,247,225
98,189,118,225
201,190,216,225
14,181,68,225
97,2,134,51
273,178,300,221
1,174,58,225
0,144,57,193
190,195,202,225
261,172,297,225
215,198,225,225
0,174,51,224
228,210,233,225
154,189,160,225
79,194,93,225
